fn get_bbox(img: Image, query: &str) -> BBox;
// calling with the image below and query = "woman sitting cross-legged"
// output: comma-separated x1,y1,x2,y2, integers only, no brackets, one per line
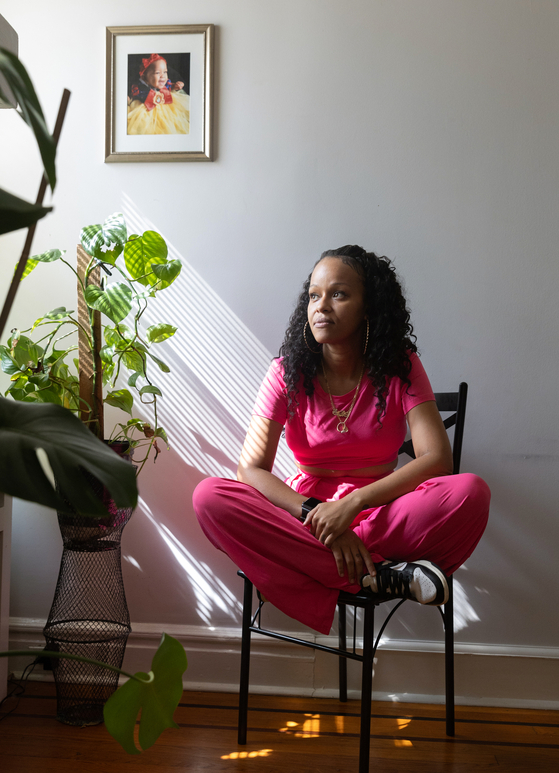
193,245,490,634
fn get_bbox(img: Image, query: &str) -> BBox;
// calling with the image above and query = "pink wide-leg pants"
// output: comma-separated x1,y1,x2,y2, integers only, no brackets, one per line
193,473,490,634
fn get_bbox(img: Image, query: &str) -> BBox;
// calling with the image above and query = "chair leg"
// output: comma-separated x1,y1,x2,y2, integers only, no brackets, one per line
238,576,253,744
444,575,455,737
338,602,348,702
358,603,374,773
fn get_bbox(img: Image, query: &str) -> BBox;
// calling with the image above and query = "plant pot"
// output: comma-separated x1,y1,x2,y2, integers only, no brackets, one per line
42,442,134,726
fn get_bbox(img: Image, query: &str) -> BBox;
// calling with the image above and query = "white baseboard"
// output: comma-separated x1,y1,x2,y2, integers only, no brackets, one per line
9,618,559,710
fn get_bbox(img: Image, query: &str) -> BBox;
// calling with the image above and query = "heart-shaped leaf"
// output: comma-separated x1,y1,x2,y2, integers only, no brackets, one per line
104,324,133,346
10,335,43,369
151,260,182,291
120,348,146,375
127,371,142,388
16,249,65,281
0,397,138,515
105,389,134,415
80,213,128,264
147,352,170,373
146,324,177,344
103,633,187,753
139,385,162,397
99,345,115,364
0,346,22,376
124,231,168,287
84,283,132,324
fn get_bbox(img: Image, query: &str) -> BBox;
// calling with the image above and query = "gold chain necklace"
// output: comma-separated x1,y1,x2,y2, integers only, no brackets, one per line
322,363,365,433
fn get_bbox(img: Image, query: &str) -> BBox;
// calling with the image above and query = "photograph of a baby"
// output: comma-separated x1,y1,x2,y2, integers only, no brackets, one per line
127,53,190,135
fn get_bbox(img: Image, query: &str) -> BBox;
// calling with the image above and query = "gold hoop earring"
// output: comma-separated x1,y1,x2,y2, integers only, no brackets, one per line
304,321,321,353
363,319,369,355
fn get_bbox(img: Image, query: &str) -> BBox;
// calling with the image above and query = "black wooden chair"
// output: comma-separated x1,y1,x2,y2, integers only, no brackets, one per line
237,383,468,773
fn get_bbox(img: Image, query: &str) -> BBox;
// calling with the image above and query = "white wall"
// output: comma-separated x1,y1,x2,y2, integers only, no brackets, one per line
2,1,558,706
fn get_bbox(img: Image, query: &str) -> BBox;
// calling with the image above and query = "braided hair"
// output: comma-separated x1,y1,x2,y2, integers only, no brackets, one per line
278,245,417,420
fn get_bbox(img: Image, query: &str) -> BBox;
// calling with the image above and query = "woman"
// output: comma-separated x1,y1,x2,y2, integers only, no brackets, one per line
193,246,490,634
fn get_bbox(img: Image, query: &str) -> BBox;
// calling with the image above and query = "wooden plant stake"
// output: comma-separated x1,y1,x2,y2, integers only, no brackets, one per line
77,245,104,439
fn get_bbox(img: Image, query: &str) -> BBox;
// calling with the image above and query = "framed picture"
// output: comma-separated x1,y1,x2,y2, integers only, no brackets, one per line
105,24,214,162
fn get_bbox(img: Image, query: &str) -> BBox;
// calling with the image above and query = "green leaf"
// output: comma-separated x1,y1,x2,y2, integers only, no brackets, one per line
146,324,177,344
0,187,51,236
120,348,146,375
18,258,38,280
33,248,65,263
104,324,133,346
124,231,168,287
80,213,127,264
102,360,115,386
127,371,142,388
139,385,162,397
0,345,23,376
84,283,132,324
103,634,187,753
11,335,43,369
147,352,170,373
105,389,133,415
99,345,115,364
151,260,182,291
154,426,168,443
47,306,73,321
0,48,56,190
0,397,138,515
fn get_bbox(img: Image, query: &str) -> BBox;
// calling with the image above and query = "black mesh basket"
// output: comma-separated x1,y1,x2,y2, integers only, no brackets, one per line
43,443,133,726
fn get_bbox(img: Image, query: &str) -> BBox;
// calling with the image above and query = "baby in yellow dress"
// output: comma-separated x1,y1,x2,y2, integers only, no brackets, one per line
127,54,190,135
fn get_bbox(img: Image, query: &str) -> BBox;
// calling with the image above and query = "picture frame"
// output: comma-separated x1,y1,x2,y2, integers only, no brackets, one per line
105,24,214,162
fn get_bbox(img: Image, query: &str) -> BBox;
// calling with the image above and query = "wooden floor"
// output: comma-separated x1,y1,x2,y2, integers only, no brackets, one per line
1,682,558,772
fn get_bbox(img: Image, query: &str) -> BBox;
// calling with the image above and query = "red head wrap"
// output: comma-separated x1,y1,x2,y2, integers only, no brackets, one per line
139,54,166,78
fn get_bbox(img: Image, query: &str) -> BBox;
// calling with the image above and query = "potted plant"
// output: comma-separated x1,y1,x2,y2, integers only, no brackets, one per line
0,45,185,750
2,211,181,470
0,212,182,724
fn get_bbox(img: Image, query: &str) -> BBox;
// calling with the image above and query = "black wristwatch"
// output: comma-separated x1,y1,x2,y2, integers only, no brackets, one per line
299,497,323,522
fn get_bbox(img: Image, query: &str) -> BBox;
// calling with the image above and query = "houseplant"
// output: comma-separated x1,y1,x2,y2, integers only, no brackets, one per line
2,210,181,471
0,168,182,726
0,46,185,751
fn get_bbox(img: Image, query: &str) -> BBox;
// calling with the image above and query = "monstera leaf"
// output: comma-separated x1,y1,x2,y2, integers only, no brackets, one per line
0,397,137,515
1,633,187,755
103,633,187,753
0,187,52,237
0,47,56,191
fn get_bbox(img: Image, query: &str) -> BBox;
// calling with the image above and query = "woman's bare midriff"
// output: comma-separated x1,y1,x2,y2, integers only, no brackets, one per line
296,461,397,478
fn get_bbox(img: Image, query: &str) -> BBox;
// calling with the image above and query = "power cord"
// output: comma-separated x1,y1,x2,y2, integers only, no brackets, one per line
0,656,40,722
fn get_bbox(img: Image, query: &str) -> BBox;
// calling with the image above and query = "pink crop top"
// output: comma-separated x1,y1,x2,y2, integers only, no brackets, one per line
252,353,435,470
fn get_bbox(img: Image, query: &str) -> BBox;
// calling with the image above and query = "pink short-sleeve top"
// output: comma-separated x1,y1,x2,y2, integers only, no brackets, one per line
252,353,435,470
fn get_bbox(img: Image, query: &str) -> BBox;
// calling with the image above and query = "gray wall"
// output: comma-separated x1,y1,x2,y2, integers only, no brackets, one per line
2,1,558,704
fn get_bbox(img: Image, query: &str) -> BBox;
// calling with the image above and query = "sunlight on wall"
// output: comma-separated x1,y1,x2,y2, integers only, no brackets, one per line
140,497,242,625
117,196,483,635
452,576,481,632
120,194,295,481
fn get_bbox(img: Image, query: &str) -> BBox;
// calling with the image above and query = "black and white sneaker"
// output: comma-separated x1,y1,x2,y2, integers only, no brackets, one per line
361,560,449,606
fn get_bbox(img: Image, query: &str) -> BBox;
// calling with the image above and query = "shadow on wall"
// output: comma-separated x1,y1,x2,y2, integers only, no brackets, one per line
116,195,293,628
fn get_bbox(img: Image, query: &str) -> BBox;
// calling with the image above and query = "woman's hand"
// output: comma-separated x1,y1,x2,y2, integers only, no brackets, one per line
329,530,376,584
303,498,362,545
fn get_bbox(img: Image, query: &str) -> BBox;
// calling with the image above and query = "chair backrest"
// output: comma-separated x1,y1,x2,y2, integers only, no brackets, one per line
398,382,468,475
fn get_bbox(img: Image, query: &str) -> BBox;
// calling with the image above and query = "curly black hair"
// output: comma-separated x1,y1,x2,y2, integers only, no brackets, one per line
278,245,417,420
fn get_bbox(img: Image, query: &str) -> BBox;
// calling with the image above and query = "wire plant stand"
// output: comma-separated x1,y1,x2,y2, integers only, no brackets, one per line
43,448,133,726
